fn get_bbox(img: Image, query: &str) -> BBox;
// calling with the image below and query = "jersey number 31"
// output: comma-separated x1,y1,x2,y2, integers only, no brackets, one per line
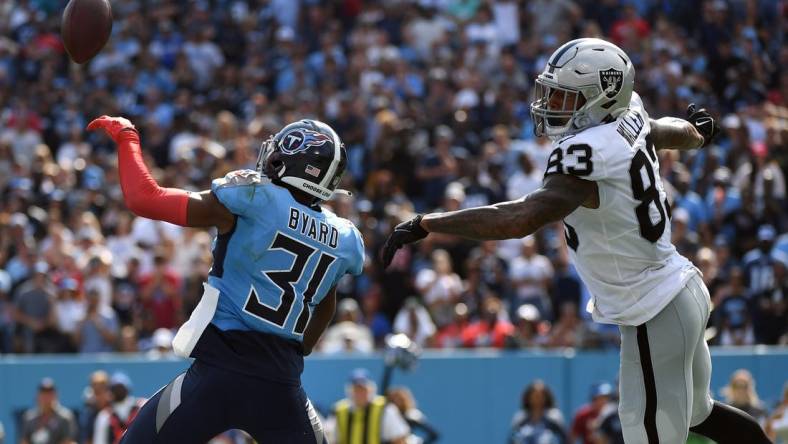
244,232,335,335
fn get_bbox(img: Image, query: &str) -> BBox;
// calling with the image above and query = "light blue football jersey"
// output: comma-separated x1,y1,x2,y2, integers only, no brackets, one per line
207,169,364,342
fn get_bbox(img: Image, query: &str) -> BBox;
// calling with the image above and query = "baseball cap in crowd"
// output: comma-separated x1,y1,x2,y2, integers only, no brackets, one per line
152,328,174,350
9,212,28,227
110,371,133,389
590,382,614,400
338,298,360,316
349,368,372,385
516,304,541,323
38,377,56,391
712,167,732,185
59,277,78,292
758,225,776,242
33,261,49,275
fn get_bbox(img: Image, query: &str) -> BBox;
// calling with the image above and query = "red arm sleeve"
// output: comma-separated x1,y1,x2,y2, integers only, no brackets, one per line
116,129,189,226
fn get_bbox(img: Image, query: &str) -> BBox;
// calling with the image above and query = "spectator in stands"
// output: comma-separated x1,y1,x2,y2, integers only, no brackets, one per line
766,382,788,443
93,372,146,444
751,257,788,344
547,302,591,349
386,386,439,444
319,298,374,353
20,378,77,444
721,369,768,423
510,380,567,444
137,251,182,334
73,288,119,353
462,295,514,349
393,297,436,349
434,302,470,349
571,382,614,444
744,225,779,296
13,261,58,353
144,327,175,359
326,368,409,444
505,304,548,350
53,277,83,352
590,391,625,444
509,236,554,319
79,370,111,444
415,249,462,328
713,267,756,346
117,325,140,353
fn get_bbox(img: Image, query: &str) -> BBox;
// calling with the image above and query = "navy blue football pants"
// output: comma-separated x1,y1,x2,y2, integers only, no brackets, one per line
119,360,326,443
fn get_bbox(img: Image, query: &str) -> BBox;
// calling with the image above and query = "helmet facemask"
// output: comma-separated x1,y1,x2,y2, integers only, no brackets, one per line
530,78,590,139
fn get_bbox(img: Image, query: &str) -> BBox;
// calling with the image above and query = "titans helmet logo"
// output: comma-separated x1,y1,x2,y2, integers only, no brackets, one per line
280,129,332,155
599,68,623,98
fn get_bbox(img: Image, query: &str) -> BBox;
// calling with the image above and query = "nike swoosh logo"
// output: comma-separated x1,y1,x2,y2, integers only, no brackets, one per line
696,119,711,126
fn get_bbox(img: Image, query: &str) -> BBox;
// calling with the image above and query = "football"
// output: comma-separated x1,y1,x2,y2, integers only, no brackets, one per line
61,0,113,64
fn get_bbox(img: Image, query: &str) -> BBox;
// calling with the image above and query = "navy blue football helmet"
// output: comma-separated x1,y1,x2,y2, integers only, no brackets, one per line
257,119,348,201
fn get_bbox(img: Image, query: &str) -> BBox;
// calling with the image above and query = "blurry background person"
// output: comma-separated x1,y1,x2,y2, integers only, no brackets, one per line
326,368,409,444
392,298,436,348
73,288,119,353
20,378,77,444
13,261,59,353
386,386,439,444
510,380,567,444
766,382,788,443
504,304,548,349
319,298,374,353
721,369,768,424
92,372,146,444
570,382,614,444
79,370,112,444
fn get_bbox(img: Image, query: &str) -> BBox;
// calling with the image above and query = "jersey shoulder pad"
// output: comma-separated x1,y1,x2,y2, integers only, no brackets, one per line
211,170,268,216
212,169,263,189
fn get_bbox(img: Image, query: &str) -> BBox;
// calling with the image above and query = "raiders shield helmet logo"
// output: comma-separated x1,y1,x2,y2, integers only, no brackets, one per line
599,68,623,98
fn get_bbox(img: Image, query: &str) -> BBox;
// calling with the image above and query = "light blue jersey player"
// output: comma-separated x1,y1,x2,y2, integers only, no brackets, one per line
205,171,363,340
103,118,362,444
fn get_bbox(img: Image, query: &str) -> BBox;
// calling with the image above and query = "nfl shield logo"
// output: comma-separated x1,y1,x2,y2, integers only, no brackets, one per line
598,68,623,98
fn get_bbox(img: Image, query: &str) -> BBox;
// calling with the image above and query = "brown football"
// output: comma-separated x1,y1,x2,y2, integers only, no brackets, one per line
61,0,113,64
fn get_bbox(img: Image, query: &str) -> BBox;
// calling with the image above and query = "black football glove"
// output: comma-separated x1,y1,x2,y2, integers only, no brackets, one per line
381,215,429,269
686,103,720,147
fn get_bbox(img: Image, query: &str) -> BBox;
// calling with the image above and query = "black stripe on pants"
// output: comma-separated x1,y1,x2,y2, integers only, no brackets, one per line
637,324,659,443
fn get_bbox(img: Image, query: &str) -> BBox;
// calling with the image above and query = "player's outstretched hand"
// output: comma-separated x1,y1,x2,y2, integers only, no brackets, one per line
686,104,720,147
381,215,429,269
87,115,137,142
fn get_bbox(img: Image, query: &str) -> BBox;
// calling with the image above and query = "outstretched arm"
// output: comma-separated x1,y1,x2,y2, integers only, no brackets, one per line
649,117,704,151
380,174,595,267
88,116,235,233
421,174,594,239
650,103,719,151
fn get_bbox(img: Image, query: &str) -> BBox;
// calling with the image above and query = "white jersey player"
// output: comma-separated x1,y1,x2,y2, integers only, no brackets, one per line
382,38,771,444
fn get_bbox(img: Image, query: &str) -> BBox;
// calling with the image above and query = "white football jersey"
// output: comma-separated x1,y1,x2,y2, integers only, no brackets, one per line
544,93,698,326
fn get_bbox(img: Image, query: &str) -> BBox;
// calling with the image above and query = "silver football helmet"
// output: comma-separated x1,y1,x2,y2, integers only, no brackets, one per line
530,38,635,139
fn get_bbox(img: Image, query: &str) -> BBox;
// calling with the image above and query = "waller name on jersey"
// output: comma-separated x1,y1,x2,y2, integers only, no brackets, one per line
287,207,340,249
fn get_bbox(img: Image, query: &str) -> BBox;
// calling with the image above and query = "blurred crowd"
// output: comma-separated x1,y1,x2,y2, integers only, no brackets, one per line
508,369,788,444
6,368,785,444
7,367,439,444
0,0,786,356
